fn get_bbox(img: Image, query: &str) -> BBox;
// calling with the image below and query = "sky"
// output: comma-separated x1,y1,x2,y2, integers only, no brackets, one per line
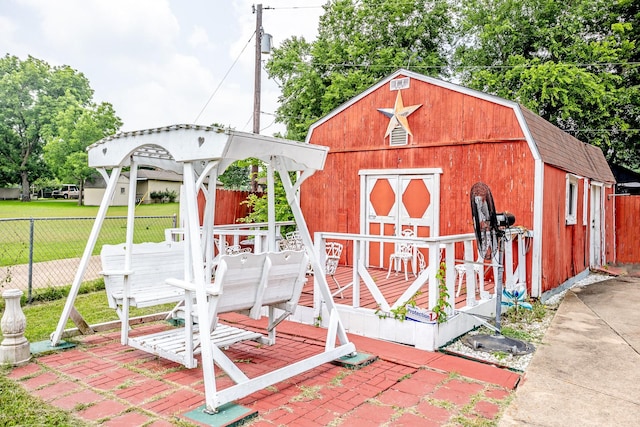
1,0,325,135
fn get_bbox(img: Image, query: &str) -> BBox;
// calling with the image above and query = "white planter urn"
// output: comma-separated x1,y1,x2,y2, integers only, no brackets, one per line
0,289,31,366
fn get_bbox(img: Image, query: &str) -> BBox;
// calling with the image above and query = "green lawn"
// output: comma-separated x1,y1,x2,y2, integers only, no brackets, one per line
0,200,180,265
0,198,179,218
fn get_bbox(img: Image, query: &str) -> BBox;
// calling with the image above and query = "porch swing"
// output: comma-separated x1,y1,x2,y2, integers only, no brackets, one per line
49,124,357,414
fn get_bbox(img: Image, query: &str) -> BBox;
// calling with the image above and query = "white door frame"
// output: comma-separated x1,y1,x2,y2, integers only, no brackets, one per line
589,182,604,267
359,168,442,268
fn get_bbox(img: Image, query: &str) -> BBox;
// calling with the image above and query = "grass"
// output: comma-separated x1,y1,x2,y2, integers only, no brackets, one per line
0,198,179,219
0,366,92,427
0,287,174,426
0,200,179,265
0,200,181,424
0,288,176,342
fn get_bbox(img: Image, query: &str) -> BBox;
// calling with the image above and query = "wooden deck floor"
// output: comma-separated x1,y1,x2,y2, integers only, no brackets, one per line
298,265,496,311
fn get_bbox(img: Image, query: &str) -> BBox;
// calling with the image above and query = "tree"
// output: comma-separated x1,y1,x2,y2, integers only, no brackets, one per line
0,55,117,201
454,0,640,169
218,160,251,190
43,102,121,205
266,0,453,141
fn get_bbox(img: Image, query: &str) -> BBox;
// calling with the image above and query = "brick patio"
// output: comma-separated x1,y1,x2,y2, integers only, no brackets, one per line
8,314,520,426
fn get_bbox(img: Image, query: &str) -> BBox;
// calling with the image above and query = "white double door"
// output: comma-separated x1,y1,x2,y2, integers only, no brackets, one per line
360,169,441,269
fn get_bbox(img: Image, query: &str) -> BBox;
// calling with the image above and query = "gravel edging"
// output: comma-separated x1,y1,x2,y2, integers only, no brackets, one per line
440,273,613,372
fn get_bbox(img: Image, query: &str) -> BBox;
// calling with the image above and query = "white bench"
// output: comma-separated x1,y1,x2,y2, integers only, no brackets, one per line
128,250,309,368
100,241,186,342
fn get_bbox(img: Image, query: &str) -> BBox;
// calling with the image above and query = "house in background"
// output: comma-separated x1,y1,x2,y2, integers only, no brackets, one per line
610,163,640,195
303,69,615,299
84,169,183,206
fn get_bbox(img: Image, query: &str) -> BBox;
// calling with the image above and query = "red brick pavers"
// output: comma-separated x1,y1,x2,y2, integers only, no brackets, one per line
8,319,518,426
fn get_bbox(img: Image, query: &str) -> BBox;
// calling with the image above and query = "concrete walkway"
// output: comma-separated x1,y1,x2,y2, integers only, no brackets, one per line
500,275,640,426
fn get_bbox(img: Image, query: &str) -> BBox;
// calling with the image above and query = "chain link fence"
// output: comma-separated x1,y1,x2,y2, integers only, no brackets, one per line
0,216,177,302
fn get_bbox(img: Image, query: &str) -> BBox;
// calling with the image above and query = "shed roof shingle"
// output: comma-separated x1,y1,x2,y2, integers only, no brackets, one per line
519,107,615,184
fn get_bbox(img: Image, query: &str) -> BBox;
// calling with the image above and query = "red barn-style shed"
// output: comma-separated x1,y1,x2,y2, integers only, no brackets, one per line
303,69,615,298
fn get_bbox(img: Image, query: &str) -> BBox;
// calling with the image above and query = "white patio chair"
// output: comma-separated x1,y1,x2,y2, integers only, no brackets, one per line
386,229,416,280
225,245,251,255
325,242,344,297
285,230,304,251
454,257,485,296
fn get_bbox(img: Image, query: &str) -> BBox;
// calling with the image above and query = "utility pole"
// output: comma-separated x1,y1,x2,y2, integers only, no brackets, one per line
251,4,263,192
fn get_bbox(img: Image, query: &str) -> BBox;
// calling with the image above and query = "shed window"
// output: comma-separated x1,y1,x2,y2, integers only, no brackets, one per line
566,175,578,225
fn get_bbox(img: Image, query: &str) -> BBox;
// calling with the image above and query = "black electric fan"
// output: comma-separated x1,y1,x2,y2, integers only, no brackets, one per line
461,182,533,355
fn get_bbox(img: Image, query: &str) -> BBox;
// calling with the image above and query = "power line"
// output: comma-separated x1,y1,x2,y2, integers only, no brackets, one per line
192,31,256,124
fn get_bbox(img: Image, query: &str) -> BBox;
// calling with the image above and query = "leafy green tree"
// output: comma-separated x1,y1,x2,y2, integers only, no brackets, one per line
43,102,121,205
218,161,251,190
455,0,640,169
0,55,119,201
237,170,296,234
266,0,453,141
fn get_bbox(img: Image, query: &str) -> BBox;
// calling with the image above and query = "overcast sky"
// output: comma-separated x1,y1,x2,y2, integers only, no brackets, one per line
1,0,325,135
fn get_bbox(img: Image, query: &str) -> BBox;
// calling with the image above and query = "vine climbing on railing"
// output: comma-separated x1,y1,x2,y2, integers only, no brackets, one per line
432,262,451,324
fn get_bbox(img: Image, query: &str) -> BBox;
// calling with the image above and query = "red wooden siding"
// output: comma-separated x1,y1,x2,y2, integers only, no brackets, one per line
198,189,252,225
615,195,640,263
541,167,588,292
317,79,524,153
302,73,623,297
302,77,538,293
604,186,615,264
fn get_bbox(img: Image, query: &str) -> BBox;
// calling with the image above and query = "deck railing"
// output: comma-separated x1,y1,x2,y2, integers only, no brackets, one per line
312,229,531,317
165,222,531,325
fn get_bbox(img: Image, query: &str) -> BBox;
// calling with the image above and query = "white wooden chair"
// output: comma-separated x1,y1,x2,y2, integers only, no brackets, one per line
131,250,310,369
100,241,187,344
386,229,416,280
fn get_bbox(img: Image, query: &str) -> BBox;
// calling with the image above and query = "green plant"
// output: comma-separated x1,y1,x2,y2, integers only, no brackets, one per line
503,299,546,324
491,351,509,361
388,291,422,321
432,262,451,324
500,326,533,342
0,367,91,426
149,189,177,203
291,385,323,402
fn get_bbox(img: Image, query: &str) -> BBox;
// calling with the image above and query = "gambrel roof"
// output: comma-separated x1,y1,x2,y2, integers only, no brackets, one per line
307,69,615,184
520,107,614,184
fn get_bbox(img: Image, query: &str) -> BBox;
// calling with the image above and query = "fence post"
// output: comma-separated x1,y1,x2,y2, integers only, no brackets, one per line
28,218,34,303
172,213,177,228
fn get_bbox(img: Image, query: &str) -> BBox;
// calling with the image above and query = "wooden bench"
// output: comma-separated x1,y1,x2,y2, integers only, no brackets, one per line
100,241,186,343
128,250,309,368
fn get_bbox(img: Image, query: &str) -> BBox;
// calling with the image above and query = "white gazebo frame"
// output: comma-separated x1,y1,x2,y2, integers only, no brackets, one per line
50,124,356,413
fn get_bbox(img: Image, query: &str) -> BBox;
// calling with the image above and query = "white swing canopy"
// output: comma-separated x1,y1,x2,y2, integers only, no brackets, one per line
51,124,356,414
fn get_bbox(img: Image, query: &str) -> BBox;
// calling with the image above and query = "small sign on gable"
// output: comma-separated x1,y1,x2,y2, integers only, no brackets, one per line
390,77,410,91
